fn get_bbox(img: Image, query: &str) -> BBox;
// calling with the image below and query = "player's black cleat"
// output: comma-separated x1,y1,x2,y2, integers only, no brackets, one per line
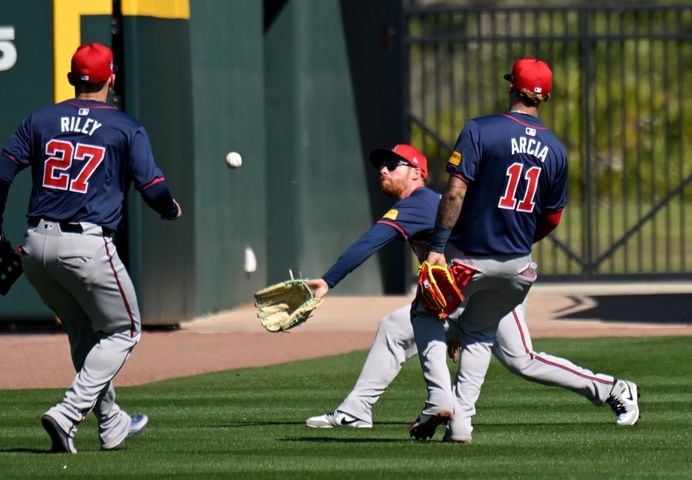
409,412,452,440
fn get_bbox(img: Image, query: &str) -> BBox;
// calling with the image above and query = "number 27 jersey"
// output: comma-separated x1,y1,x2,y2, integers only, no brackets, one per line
2,99,164,230
447,112,568,255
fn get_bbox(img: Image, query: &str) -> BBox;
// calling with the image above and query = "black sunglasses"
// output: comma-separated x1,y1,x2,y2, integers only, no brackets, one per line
379,157,412,171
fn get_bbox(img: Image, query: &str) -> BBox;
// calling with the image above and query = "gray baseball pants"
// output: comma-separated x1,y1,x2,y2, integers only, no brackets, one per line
339,297,614,426
412,250,615,440
21,220,139,448
336,305,418,423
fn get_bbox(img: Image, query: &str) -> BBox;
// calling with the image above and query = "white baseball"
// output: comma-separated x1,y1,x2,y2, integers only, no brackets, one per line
225,151,243,168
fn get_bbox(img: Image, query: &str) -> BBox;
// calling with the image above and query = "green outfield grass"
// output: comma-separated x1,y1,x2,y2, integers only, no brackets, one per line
0,336,690,479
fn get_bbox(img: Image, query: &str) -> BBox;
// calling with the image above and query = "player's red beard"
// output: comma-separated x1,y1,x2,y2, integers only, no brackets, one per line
380,174,405,198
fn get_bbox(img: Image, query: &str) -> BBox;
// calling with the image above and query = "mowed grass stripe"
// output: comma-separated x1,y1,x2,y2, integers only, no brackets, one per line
0,336,689,479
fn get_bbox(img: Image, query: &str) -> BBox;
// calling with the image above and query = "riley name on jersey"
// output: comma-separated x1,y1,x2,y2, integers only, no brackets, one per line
60,115,103,136
511,129,549,163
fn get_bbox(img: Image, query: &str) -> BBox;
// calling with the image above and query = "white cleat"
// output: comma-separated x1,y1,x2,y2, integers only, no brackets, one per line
442,416,473,444
442,428,472,444
102,414,149,450
305,410,372,429
606,379,640,426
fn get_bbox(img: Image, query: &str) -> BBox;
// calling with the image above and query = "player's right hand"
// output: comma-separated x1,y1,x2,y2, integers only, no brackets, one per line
447,339,461,363
426,251,447,266
305,278,329,299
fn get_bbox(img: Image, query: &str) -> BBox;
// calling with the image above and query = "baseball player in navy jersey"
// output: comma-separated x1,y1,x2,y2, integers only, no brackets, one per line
410,57,639,443
304,144,463,428
0,42,182,453
306,140,639,433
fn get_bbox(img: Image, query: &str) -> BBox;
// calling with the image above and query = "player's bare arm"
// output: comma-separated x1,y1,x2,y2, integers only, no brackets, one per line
437,175,467,229
427,176,467,265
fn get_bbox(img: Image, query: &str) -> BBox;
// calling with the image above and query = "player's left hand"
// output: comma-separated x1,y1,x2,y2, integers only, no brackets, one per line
0,236,23,295
254,279,323,332
172,199,183,219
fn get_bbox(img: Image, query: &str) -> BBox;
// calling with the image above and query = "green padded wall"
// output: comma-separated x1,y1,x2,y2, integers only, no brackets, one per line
264,0,406,294
0,4,110,319
189,0,267,314
0,0,406,323
121,16,195,325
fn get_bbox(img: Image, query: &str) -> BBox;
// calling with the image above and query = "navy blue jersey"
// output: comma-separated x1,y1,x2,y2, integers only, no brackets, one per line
1,99,170,230
447,112,567,255
322,187,440,288
375,187,440,262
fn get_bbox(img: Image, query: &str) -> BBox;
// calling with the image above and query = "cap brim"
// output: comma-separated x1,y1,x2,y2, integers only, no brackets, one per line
369,148,401,167
503,73,512,81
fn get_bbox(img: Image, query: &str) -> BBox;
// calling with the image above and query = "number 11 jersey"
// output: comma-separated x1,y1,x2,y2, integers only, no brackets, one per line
446,111,567,255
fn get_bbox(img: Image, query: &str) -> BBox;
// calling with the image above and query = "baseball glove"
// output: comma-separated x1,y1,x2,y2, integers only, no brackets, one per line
0,237,23,296
416,261,464,320
255,279,323,332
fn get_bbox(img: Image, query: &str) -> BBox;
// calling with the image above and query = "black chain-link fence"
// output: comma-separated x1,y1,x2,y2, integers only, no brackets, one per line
405,4,692,279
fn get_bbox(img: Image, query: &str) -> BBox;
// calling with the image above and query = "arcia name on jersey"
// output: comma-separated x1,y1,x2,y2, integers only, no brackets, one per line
510,127,549,163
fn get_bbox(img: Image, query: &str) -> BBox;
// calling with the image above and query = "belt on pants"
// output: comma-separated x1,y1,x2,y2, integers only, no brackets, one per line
28,218,115,236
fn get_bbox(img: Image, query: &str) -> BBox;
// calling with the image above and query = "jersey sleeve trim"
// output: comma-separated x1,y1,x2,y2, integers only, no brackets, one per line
1,150,19,165
142,176,165,190
449,171,470,183
376,219,408,240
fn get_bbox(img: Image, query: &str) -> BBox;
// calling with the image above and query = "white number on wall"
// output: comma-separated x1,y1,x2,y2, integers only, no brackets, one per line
0,27,17,71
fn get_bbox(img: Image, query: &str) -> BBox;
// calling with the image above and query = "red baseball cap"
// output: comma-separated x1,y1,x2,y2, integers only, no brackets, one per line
504,57,552,95
369,144,428,180
70,42,114,84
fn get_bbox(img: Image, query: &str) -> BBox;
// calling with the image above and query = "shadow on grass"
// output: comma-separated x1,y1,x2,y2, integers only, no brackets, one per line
0,447,50,454
217,420,413,428
279,437,413,444
216,421,308,428
478,421,614,428
558,293,690,324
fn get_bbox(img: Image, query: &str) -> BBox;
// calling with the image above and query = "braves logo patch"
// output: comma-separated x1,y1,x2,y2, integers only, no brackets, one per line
449,151,462,166
383,209,399,220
